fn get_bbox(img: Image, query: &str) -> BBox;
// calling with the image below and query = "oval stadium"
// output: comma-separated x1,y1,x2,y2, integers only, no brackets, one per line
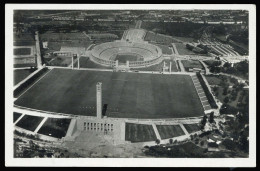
90,40,162,68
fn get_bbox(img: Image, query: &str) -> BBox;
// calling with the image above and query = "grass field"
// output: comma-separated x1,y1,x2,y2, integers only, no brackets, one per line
13,112,22,123
183,124,201,134
79,57,112,69
153,44,172,55
114,54,141,63
37,118,71,138
175,43,196,55
14,48,31,55
14,63,37,68
164,59,179,72
181,60,204,71
125,123,157,142
156,125,185,139
47,56,72,67
15,115,44,132
204,75,222,86
14,69,204,118
134,61,164,72
14,69,36,86
40,32,88,41
144,31,179,45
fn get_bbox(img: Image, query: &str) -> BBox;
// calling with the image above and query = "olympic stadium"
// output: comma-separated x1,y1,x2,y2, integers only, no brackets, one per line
13,28,216,144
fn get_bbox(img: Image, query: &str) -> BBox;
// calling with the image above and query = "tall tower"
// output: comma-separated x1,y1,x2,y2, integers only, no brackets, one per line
96,82,102,119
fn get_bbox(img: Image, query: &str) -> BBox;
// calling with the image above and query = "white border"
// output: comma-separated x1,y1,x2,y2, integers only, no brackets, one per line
5,4,256,167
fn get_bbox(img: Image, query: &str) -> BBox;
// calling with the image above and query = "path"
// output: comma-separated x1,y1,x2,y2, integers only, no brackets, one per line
35,31,42,68
135,20,142,29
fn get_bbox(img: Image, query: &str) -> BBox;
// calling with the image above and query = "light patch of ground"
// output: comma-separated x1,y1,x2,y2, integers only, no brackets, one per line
61,131,144,158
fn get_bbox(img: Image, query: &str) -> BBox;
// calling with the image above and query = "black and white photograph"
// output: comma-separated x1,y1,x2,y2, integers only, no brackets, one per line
5,4,256,167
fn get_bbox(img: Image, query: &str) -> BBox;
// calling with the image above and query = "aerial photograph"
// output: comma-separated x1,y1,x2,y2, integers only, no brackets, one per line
8,6,254,164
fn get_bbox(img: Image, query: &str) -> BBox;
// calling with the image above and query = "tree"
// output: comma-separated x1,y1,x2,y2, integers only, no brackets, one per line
209,112,214,123
201,115,207,126
155,139,160,145
223,87,228,95
200,141,205,146
224,96,229,103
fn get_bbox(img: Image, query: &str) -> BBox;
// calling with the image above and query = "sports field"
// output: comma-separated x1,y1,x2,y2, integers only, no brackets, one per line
37,118,71,138
125,123,157,142
156,125,185,139
114,54,142,63
183,124,201,134
14,69,36,85
15,115,44,132
13,112,22,123
14,69,204,118
14,48,31,55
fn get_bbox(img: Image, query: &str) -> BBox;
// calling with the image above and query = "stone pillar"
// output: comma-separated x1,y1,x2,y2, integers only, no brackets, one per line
169,61,172,73
96,82,102,119
116,60,119,67
72,56,74,69
78,56,80,69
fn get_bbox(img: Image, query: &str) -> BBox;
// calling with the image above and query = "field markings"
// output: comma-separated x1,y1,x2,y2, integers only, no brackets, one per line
179,124,189,135
34,117,48,133
15,68,53,100
152,124,162,141
203,104,210,107
14,113,25,125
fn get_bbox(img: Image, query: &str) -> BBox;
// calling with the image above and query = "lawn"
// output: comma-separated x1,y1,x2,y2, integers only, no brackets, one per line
47,56,72,67
14,63,37,68
164,59,179,72
152,44,172,55
14,69,36,86
175,43,196,55
125,123,157,142
144,31,179,45
204,75,222,86
13,112,22,123
14,48,31,55
181,60,204,71
114,54,141,63
15,115,44,132
183,124,201,134
37,118,71,138
134,61,164,72
40,32,88,41
79,57,112,69
156,125,185,139
14,69,204,118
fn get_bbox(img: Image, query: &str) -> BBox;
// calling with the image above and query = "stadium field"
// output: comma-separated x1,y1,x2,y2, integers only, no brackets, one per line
156,125,185,139
14,68,204,118
37,118,71,138
125,123,157,142
114,54,142,63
